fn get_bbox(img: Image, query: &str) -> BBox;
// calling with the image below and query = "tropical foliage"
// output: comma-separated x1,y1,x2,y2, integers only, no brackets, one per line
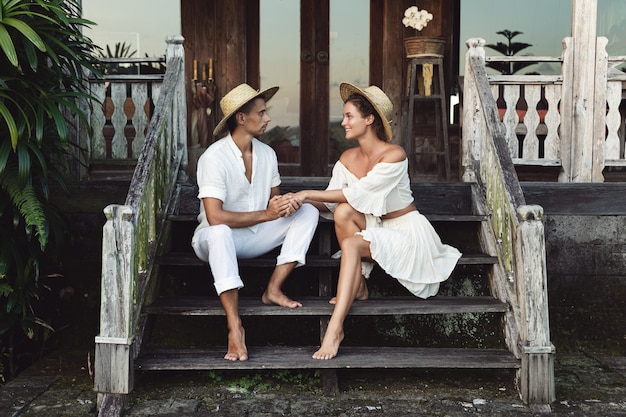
0,0,99,380
485,30,534,75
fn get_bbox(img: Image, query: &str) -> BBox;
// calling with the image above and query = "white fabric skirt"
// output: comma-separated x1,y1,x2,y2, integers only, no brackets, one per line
358,210,462,299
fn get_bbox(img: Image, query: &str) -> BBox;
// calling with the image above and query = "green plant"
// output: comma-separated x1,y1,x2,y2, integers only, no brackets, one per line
0,0,99,381
485,29,533,75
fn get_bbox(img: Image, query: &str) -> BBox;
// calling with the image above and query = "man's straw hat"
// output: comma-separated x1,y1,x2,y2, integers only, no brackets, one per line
213,83,279,137
339,82,393,142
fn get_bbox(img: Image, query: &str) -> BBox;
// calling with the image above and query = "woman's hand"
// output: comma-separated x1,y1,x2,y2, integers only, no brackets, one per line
267,194,303,218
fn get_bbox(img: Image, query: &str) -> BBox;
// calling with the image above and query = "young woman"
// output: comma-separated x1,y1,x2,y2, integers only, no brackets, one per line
290,83,462,360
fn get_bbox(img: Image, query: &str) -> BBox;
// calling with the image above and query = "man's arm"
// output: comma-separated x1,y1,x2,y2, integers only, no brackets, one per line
203,186,297,228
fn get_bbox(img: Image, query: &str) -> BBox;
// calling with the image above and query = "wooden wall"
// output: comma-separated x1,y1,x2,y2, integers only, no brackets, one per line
181,0,460,148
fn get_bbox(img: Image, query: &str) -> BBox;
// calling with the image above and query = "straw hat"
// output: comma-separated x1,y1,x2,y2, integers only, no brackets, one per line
339,82,393,142
213,83,279,137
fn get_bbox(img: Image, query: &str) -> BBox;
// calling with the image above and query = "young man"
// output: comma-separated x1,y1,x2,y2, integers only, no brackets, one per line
191,83,319,361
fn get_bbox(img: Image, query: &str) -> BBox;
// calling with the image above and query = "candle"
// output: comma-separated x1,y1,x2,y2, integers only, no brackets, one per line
208,58,213,80
193,59,198,80
202,63,207,80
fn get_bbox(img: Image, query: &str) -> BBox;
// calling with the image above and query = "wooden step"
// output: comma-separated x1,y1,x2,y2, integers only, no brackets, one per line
157,252,497,267
167,213,487,223
135,346,520,371
144,296,509,316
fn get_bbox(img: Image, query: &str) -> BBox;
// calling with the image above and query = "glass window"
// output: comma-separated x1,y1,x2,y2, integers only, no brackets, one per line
598,0,626,56
460,1,571,75
81,0,181,58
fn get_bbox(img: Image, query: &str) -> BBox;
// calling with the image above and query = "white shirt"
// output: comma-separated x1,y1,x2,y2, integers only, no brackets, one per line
195,134,281,233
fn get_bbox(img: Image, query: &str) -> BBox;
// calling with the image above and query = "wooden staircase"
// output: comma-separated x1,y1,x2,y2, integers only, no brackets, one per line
133,180,520,387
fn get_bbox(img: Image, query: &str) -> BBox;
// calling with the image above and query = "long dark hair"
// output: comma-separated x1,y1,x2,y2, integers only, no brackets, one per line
345,93,387,141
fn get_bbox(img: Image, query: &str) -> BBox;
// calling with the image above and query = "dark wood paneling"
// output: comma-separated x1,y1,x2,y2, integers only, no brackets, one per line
522,183,626,215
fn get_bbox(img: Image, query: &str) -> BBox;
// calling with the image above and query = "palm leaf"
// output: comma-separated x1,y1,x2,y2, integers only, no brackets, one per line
0,163,48,249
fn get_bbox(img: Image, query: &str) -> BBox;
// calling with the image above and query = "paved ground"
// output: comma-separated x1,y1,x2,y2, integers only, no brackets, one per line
1,348,626,416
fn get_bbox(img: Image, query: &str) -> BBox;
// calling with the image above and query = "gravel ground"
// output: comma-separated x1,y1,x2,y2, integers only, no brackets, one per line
1,349,626,416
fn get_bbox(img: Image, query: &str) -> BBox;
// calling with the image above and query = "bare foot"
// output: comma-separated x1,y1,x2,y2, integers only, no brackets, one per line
312,327,344,360
261,289,302,308
224,326,248,361
329,276,368,304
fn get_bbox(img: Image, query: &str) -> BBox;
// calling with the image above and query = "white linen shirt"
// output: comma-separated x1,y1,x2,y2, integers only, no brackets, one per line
195,134,281,233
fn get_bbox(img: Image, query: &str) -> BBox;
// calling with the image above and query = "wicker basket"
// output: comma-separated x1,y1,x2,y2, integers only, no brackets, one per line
404,36,445,58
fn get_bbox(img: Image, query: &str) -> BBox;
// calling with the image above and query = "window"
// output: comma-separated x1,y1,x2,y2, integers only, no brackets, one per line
82,0,181,58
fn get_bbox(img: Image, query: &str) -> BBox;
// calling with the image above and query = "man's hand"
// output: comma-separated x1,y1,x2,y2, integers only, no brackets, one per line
267,194,302,219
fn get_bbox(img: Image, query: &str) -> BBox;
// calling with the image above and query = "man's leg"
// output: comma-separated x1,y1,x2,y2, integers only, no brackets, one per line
219,288,248,361
250,203,319,308
192,224,247,360
261,262,301,308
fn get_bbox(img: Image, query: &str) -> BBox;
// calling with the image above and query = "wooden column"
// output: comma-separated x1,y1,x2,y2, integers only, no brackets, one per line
564,0,599,182
515,205,555,410
95,205,136,395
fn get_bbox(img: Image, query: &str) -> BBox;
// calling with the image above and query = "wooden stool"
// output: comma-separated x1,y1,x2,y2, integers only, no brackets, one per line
403,56,451,181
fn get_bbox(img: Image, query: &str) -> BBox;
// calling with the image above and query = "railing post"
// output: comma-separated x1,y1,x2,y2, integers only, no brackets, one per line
461,38,487,183
95,204,136,394
165,35,188,183
515,205,555,410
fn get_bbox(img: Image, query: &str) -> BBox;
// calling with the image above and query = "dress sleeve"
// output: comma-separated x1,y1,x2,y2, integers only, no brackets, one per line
322,161,352,214
343,159,408,216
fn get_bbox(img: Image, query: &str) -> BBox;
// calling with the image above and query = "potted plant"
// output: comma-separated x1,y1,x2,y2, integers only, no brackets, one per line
403,6,445,58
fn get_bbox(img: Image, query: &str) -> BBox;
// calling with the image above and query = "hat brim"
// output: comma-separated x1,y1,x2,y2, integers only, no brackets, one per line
213,86,279,138
339,82,392,142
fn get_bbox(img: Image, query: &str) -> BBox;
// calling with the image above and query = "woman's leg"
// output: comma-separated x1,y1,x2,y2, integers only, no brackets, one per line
313,233,371,360
333,202,365,245
331,203,368,303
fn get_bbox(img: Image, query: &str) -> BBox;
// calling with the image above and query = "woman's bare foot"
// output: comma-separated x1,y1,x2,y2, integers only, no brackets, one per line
312,327,345,360
224,326,248,361
329,276,368,304
262,289,302,308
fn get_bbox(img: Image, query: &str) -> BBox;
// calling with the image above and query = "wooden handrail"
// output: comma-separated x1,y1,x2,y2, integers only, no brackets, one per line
462,38,554,407
95,35,187,396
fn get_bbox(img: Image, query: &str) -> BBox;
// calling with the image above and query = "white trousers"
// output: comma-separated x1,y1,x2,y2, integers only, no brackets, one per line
191,203,319,295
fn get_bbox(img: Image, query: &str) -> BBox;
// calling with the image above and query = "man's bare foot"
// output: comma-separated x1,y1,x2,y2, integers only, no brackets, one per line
329,276,368,304
261,289,302,308
224,326,248,361
312,327,344,360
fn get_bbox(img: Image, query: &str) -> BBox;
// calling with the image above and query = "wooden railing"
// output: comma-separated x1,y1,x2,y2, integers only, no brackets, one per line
87,58,166,162
472,37,626,181
463,38,554,409
94,35,187,396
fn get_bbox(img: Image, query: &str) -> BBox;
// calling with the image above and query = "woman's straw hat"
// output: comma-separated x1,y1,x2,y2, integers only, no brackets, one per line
339,82,393,142
213,83,279,137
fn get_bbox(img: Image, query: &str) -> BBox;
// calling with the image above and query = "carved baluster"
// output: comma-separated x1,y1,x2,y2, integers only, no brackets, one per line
90,82,107,159
522,85,541,160
502,84,521,158
111,83,128,158
131,83,149,158
543,84,561,160
605,81,622,160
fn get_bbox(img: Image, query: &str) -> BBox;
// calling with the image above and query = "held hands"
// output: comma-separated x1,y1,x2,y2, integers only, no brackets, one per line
267,194,303,219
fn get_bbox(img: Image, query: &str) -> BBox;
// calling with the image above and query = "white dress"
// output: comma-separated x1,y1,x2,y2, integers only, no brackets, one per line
323,159,462,299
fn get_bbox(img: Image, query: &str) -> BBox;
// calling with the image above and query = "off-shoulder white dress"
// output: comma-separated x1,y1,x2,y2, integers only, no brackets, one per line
323,158,462,299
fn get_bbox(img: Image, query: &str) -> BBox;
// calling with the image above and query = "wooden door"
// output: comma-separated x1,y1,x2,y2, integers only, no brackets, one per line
260,0,369,176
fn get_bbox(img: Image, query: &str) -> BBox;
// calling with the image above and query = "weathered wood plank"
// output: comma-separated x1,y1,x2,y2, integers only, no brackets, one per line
136,346,519,371
521,182,626,215
157,252,496,267
145,296,508,316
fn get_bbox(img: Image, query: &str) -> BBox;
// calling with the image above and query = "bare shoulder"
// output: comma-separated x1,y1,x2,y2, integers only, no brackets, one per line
339,147,359,165
381,144,407,163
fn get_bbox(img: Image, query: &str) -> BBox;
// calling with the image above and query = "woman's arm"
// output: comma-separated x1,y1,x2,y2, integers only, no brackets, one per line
292,188,347,206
